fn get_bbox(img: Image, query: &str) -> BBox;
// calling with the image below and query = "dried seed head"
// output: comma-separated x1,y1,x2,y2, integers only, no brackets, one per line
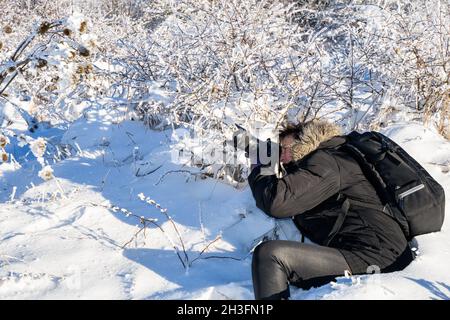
0,41,3,50
68,51,76,60
30,137,47,158
45,84,57,92
76,65,85,74
78,46,90,57
38,22,51,34
79,21,87,33
3,26,12,34
37,58,47,68
63,28,72,36
1,151,8,163
38,165,54,181
0,135,9,148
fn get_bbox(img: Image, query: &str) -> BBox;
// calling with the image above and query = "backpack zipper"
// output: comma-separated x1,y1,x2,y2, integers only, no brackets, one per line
397,184,425,200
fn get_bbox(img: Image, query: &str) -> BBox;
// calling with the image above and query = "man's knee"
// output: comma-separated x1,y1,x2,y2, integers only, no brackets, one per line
253,240,282,265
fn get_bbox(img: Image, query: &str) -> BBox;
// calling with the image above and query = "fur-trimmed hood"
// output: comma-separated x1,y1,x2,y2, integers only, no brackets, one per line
290,120,342,161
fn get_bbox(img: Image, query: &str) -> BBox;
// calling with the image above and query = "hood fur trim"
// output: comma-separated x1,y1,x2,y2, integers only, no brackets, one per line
290,121,342,161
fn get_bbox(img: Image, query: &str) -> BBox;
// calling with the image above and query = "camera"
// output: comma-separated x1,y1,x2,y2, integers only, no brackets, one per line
232,129,280,166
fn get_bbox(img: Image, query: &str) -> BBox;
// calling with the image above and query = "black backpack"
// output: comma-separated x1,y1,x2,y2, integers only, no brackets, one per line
339,131,445,240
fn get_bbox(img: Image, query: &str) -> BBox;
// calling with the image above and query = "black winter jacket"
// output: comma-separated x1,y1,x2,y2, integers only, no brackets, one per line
248,135,414,274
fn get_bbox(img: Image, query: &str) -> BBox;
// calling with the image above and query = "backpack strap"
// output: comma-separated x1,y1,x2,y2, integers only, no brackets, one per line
340,143,391,206
324,197,350,246
314,133,411,243
339,139,411,238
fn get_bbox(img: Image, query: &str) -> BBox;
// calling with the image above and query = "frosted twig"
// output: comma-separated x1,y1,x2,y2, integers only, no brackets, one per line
89,201,187,269
154,170,205,186
135,164,163,177
54,177,67,199
121,221,147,249
189,234,222,267
138,193,190,266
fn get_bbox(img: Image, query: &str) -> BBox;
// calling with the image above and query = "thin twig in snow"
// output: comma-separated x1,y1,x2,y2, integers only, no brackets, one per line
189,234,222,266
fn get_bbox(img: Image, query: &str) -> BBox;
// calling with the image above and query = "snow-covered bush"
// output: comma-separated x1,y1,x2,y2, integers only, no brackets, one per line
137,0,449,185
123,0,363,182
1,0,448,186
1,17,97,126
0,0,160,127
145,0,339,183
0,0,163,168
357,0,449,138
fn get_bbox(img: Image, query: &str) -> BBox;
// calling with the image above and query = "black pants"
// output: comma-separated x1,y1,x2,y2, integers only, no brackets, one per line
252,240,351,300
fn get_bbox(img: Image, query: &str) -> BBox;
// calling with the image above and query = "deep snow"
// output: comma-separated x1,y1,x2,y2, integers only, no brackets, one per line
1,108,449,300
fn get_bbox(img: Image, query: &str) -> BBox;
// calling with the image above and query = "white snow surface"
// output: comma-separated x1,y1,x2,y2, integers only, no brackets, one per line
1,111,449,300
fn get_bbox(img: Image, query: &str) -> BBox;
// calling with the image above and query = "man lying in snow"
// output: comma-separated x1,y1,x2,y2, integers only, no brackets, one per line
248,120,445,300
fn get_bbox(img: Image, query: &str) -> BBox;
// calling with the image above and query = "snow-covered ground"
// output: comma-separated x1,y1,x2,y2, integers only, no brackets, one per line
1,108,449,300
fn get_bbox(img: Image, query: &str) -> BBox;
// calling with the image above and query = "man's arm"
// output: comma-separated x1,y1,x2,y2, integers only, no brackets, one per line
248,151,340,218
